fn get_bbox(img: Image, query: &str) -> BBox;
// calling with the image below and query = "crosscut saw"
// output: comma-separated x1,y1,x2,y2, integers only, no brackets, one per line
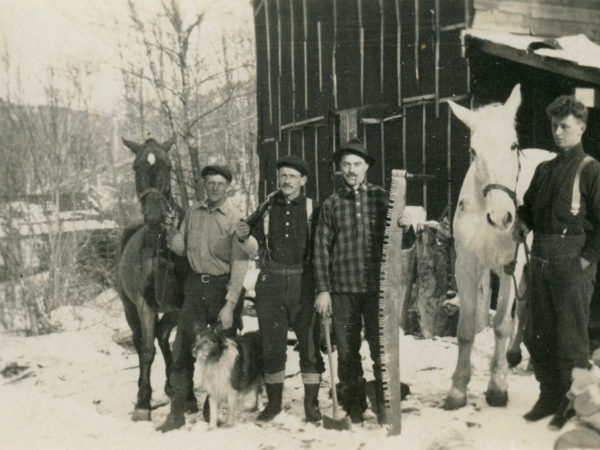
378,169,433,435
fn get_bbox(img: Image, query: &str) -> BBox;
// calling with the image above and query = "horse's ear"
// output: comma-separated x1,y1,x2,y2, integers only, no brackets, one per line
161,135,176,152
447,100,477,130
122,138,141,154
503,84,522,120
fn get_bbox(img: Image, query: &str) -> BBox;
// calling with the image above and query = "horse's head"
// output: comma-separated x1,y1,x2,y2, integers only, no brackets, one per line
449,84,522,231
123,136,176,231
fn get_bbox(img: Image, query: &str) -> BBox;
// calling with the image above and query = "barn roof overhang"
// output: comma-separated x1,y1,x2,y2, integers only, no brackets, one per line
463,29,600,86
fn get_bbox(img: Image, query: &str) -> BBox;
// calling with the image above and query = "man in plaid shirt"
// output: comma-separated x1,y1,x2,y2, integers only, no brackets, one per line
314,138,410,424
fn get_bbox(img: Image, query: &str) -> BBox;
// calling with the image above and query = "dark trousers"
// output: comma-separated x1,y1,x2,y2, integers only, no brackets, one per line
525,234,596,395
331,292,381,386
254,264,324,382
168,271,242,409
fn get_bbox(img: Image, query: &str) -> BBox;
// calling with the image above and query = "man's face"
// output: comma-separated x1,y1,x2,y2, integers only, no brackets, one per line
278,166,306,199
203,174,229,206
340,153,369,188
551,114,586,151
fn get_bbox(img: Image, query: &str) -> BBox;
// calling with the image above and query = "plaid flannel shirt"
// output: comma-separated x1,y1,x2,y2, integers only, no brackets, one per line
313,182,387,293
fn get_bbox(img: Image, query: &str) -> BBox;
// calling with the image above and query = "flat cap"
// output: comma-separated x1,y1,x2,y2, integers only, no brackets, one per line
334,138,376,166
276,155,309,176
201,165,232,182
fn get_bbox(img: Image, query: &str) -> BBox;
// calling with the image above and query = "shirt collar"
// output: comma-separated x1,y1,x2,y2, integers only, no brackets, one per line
274,191,305,205
196,197,231,215
341,181,368,198
556,142,584,161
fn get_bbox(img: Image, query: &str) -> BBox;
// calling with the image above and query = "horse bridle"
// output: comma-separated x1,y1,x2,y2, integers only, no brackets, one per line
481,146,521,208
138,188,174,214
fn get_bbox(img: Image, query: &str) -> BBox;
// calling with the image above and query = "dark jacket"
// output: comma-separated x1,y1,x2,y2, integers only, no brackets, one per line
517,143,600,263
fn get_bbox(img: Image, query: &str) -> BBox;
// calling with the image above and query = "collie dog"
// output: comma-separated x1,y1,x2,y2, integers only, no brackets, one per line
192,327,263,428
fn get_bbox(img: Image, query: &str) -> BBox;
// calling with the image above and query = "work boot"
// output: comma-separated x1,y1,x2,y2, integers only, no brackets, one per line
303,384,321,423
523,390,562,422
257,383,283,421
340,381,367,424
548,397,575,430
157,399,185,432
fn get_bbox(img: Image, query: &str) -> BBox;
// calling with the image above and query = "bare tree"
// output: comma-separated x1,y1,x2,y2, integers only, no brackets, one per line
120,0,256,209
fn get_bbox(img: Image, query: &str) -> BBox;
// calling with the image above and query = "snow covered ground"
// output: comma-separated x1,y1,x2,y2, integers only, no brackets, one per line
0,289,575,449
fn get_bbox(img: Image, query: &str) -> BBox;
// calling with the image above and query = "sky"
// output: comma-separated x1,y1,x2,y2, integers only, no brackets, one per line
0,0,254,113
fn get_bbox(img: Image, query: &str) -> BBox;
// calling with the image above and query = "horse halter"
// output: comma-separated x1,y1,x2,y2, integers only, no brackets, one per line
137,187,174,218
481,145,521,208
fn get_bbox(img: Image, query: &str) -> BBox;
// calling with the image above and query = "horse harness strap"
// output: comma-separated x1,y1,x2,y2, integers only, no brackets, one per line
482,183,518,207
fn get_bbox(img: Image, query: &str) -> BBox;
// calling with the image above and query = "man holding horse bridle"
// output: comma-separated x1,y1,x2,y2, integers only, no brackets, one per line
516,95,600,430
158,165,258,432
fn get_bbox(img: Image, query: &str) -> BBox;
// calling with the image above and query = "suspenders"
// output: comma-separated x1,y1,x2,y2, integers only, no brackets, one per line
571,155,594,216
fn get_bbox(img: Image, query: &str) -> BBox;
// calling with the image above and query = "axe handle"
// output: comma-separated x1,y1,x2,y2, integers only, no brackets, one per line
323,317,340,418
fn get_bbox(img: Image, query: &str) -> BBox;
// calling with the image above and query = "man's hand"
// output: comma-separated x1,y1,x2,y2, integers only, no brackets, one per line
512,220,529,243
315,291,332,317
397,212,412,230
218,302,236,330
234,221,250,242
580,257,591,271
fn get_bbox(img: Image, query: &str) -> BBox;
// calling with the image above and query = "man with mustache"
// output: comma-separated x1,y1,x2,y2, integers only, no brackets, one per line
517,95,600,430
313,138,412,424
251,155,325,422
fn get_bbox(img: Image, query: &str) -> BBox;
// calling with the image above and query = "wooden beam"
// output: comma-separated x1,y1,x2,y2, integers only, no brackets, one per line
465,34,600,85
395,0,401,105
380,0,384,94
265,0,273,125
280,115,326,131
434,0,440,117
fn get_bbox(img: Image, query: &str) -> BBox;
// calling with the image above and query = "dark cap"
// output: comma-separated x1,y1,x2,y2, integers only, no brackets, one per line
201,165,232,182
334,138,375,166
276,155,309,176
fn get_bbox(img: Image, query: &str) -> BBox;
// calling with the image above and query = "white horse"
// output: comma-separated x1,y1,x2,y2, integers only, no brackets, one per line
444,84,555,410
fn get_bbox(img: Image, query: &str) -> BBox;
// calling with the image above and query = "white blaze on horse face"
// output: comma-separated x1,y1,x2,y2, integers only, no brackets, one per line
147,153,156,166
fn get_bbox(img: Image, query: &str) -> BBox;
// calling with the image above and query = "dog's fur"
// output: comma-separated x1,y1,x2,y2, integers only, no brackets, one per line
192,327,263,428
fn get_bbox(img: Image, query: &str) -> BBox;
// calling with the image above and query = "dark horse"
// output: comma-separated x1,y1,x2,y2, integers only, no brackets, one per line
116,137,187,421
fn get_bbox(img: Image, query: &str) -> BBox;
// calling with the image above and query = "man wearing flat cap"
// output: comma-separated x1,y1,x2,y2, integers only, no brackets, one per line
158,164,258,432
314,138,411,424
251,154,325,422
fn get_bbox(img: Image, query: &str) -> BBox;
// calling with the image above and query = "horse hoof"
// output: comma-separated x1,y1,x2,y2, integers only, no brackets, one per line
132,408,151,421
443,395,467,410
485,390,508,407
506,350,522,368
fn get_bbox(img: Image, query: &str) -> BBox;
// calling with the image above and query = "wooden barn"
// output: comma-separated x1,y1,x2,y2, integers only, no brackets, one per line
252,0,473,221
253,0,600,221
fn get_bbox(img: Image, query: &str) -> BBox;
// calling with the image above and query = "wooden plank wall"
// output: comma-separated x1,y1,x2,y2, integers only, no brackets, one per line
473,0,600,43
254,0,472,218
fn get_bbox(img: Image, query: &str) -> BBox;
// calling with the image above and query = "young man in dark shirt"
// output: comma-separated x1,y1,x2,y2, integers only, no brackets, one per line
252,155,325,422
517,95,600,429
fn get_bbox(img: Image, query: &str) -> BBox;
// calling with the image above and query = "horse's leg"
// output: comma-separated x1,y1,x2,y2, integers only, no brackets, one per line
156,311,179,396
132,298,157,421
486,272,514,407
444,256,480,410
